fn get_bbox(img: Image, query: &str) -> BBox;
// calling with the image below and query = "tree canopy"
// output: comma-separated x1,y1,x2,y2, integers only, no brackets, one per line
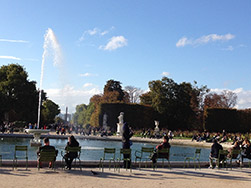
0,64,38,122
0,64,60,125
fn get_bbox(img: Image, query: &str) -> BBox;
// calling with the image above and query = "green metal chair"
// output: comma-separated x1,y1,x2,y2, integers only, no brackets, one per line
13,145,28,170
99,148,116,172
217,149,229,169
184,149,201,169
135,147,154,169
61,146,82,170
156,148,171,169
38,150,57,170
117,148,132,172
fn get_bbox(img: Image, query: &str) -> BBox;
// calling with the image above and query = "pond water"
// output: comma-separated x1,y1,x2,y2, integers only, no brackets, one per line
0,137,211,161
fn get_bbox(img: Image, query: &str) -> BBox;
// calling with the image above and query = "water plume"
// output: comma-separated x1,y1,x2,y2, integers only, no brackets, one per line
37,28,62,128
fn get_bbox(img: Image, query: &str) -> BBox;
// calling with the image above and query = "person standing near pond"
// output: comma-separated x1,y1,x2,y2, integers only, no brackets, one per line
64,135,79,170
122,122,133,168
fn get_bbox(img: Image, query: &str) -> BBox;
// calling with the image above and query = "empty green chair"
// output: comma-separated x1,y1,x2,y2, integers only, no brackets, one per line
135,147,154,169
99,148,116,172
117,148,132,172
184,149,201,169
13,145,28,170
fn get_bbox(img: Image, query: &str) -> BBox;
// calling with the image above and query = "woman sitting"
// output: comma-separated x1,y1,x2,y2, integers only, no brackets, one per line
151,136,171,164
240,138,251,165
64,135,79,170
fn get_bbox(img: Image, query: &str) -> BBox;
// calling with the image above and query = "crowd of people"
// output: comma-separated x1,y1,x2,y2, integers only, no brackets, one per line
208,137,251,168
2,120,251,170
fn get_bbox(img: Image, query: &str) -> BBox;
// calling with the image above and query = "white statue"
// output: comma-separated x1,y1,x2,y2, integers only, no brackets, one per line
118,112,124,124
117,112,124,135
103,113,108,131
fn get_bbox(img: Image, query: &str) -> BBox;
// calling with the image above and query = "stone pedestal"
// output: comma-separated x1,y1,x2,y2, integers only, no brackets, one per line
25,129,50,146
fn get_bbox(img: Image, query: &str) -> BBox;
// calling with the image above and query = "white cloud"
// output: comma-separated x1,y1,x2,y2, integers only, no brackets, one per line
46,85,101,113
100,36,128,51
176,37,190,47
78,27,115,42
161,72,170,76
0,55,21,60
176,33,235,47
0,38,29,43
211,88,251,109
79,73,97,77
83,83,93,88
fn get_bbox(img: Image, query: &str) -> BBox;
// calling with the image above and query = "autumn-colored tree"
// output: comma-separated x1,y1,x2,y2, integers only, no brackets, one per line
103,80,126,102
140,92,152,105
204,90,237,109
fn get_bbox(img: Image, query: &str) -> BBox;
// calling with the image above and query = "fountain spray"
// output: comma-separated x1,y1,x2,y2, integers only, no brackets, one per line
37,28,62,128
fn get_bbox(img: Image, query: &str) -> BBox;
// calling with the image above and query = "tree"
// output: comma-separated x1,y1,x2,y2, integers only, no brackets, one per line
72,104,87,125
124,86,143,103
41,99,60,125
141,77,208,130
222,90,237,108
146,77,194,129
204,90,237,109
140,92,152,105
104,80,126,102
0,64,39,122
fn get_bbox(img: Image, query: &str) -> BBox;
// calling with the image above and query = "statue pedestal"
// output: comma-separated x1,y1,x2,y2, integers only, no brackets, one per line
25,129,50,146
116,123,123,136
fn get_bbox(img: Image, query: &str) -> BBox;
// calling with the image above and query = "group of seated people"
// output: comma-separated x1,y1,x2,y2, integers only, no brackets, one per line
209,138,251,168
37,133,251,170
192,130,229,143
37,135,79,170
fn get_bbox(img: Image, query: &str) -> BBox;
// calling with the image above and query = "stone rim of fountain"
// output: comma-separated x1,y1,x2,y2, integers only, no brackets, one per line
25,129,50,146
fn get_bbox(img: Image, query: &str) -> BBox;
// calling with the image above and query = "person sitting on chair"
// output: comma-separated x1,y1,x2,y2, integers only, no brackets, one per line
209,139,223,168
37,137,58,168
240,138,251,166
227,141,240,159
64,135,79,170
151,136,171,164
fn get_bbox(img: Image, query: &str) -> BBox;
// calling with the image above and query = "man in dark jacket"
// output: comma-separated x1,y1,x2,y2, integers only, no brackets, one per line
122,122,133,168
37,137,58,168
209,139,223,168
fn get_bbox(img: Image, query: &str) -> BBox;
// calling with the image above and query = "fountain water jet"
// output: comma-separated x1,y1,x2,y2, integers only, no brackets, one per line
26,28,62,146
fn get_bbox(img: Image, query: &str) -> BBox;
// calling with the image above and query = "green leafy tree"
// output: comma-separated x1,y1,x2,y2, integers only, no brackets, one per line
0,64,39,122
41,99,60,125
143,77,208,130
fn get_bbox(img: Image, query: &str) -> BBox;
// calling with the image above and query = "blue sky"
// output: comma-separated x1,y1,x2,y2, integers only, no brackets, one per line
0,0,251,113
